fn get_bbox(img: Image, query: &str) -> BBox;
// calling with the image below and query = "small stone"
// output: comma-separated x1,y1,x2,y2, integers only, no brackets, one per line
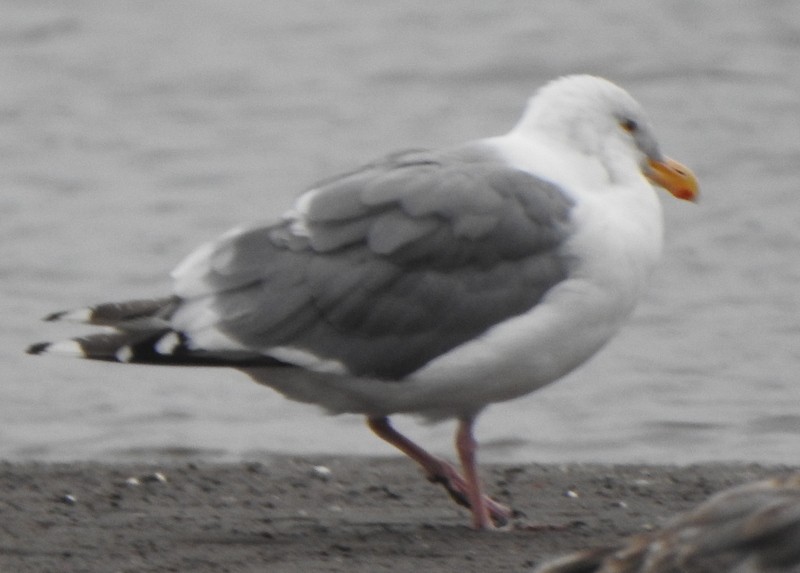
124,477,141,487
564,490,579,499
142,472,168,484
310,465,332,481
60,494,77,505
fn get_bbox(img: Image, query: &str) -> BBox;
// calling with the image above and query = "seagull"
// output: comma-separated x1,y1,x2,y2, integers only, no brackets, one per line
28,75,698,529
532,473,800,573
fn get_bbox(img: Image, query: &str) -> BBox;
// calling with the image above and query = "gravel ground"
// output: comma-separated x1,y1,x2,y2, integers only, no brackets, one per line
0,457,793,572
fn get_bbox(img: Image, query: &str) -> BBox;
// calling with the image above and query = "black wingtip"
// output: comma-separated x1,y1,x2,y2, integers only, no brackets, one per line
26,341,51,355
43,311,66,322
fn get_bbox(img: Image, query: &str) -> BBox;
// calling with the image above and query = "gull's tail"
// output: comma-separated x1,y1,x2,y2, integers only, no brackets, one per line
27,296,276,367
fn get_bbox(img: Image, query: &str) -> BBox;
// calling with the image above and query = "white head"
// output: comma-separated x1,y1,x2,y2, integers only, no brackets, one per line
512,75,698,201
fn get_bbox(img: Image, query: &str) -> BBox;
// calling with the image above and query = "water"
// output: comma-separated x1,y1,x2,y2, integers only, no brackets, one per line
3,0,800,464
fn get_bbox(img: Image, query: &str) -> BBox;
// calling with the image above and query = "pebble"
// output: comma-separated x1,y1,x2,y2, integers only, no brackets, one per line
310,465,333,481
142,472,168,484
122,472,168,487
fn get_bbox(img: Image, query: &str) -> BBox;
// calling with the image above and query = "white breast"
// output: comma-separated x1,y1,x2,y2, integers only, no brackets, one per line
394,135,665,417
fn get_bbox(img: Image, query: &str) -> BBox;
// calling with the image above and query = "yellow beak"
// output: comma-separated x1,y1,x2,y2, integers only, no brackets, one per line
646,157,699,202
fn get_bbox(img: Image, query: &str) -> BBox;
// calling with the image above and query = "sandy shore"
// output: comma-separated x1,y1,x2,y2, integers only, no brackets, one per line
0,457,793,572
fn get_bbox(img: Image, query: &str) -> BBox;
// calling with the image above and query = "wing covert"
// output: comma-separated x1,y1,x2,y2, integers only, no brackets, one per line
171,144,575,379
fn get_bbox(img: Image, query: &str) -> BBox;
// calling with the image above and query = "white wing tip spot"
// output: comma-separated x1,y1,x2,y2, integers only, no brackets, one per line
42,340,86,357
155,332,182,355
49,308,93,323
115,346,134,363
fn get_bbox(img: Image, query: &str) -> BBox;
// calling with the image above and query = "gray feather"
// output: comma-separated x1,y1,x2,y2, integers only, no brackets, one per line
171,143,575,379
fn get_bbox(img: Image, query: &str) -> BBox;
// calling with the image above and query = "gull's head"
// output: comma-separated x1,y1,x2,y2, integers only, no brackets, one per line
513,75,698,202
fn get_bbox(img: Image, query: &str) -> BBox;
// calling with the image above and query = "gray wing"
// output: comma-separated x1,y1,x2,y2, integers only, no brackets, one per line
171,144,575,380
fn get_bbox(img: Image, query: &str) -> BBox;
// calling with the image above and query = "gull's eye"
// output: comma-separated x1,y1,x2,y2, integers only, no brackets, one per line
620,118,639,133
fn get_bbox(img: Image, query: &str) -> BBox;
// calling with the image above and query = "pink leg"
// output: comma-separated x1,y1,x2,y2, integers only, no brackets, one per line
455,415,492,530
367,416,510,529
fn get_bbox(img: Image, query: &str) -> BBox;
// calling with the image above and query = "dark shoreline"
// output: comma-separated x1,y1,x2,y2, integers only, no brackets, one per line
0,457,794,572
